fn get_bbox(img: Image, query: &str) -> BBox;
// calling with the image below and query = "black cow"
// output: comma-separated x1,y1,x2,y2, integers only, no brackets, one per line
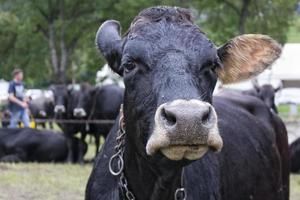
290,138,300,173
52,83,123,163
0,128,86,163
243,84,280,113
29,96,54,129
72,83,124,156
51,84,87,163
86,6,287,200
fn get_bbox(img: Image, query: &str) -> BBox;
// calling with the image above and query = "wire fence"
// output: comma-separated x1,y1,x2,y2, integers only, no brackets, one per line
0,118,116,128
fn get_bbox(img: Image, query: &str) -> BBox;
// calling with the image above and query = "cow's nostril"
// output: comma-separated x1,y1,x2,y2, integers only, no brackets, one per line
201,107,211,124
161,108,177,126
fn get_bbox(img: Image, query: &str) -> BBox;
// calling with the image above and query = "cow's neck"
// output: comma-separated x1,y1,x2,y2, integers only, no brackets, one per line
123,141,183,200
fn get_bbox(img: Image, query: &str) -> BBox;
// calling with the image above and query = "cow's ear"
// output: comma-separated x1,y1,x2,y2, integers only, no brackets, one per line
67,85,74,95
49,85,55,92
274,84,282,93
96,20,123,76
252,79,260,92
216,34,281,84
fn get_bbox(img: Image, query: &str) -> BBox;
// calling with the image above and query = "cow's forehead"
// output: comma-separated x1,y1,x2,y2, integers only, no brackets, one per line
123,22,218,65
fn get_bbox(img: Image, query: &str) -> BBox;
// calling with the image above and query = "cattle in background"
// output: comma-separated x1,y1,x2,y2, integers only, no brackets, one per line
51,84,87,163
28,96,54,129
290,138,300,173
72,83,124,157
0,128,86,163
86,7,288,200
243,83,281,113
52,83,124,163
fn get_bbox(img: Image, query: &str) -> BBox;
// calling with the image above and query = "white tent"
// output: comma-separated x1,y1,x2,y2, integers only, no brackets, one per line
271,43,300,80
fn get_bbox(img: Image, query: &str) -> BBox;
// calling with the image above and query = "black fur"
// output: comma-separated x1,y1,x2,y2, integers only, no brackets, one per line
0,128,86,163
52,84,123,162
72,83,124,157
243,84,279,113
290,138,300,173
86,6,288,200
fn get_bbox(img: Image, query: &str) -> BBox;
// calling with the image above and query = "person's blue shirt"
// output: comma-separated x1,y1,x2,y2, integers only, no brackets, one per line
8,81,25,112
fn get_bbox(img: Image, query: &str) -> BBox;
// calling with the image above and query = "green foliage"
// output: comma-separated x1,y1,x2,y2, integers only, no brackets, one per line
287,14,300,42
194,0,297,45
0,0,297,87
0,9,48,87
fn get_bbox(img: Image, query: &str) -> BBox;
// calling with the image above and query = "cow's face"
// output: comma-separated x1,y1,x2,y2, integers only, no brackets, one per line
51,85,69,115
72,84,93,118
254,84,280,110
96,7,281,164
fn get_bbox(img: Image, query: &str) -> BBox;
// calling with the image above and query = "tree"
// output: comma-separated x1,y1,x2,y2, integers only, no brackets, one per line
29,0,104,83
194,0,297,44
0,0,297,87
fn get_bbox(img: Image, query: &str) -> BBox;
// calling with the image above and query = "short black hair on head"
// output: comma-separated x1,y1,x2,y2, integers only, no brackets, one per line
126,6,200,35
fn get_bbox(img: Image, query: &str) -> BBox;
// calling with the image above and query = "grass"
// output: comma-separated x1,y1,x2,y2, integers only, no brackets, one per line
277,104,300,120
287,15,300,43
0,123,101,200
0,163,92,200
291,174,300,200
278,105,300,114
0,108,299,200
0,162,299,200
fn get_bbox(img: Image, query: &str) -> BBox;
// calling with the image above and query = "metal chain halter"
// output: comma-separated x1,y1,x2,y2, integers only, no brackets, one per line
109,104,186,200
109,104,135,200
175,169,186,200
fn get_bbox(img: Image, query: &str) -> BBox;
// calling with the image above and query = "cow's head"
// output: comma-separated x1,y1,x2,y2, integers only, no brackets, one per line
72,83,94,118
51,85,69,115
96,7,281,164
253,83,281,112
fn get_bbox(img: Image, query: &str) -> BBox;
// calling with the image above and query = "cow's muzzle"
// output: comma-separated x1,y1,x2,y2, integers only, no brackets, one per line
54,105,66,114
39,110,47,117
146,99,223,161
73,108,87,118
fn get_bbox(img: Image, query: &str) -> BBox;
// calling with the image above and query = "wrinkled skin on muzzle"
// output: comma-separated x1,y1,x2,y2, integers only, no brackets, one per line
96,7,281,162
51,85,69,115
147,99,222,160
71,83,94,119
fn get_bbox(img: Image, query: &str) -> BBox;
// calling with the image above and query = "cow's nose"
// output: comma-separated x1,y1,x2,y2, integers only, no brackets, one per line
158,101,216,143
54,105,66,113
146,99,223,160
160,103,213,131
39,110,47,117
73,108,87,117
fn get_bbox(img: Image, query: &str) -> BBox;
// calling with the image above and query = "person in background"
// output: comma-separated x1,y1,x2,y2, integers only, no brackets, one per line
8,68,30,128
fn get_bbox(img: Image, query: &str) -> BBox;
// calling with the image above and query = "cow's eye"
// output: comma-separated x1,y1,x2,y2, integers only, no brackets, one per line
124,62,136,73
210,65,217,72
210,63,217,73
202,60,219,74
